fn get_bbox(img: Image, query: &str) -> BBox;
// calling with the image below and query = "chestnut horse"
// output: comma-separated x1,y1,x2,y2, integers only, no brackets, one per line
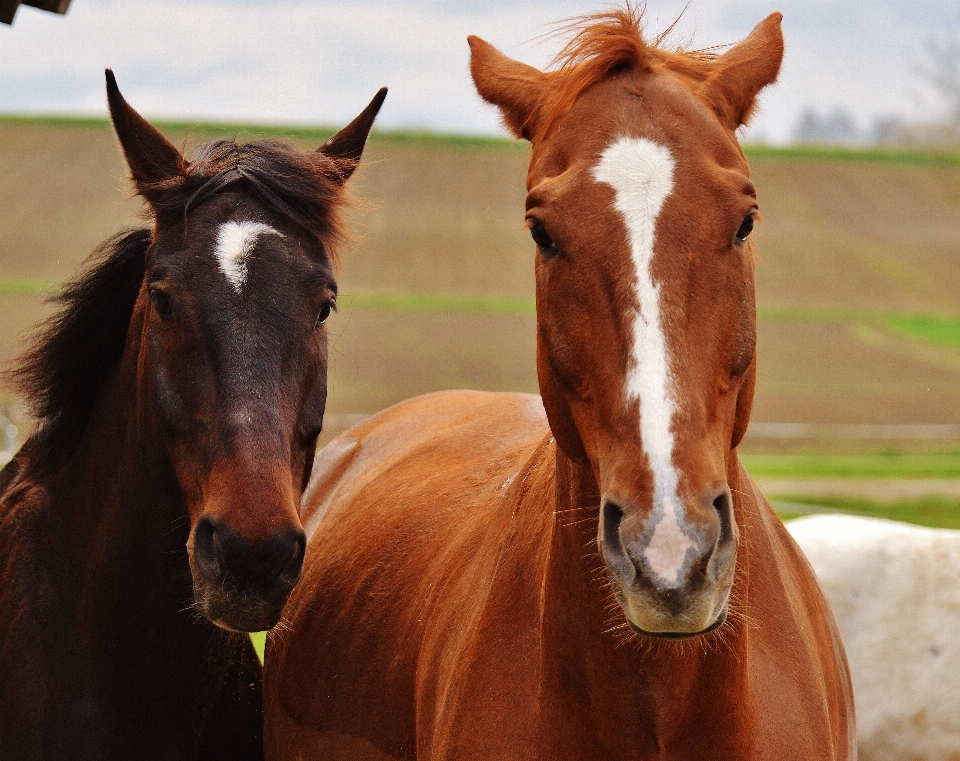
264,9,855,760
0,72,384,760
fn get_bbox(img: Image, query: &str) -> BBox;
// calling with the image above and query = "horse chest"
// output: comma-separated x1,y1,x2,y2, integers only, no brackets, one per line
0,478,254,761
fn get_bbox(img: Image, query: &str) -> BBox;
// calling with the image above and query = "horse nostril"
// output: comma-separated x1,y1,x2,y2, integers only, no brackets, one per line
712,489,733,547
600,499,636,585
707,487,737,582
273,530,306,592
601,500,624,547
193,515,224,584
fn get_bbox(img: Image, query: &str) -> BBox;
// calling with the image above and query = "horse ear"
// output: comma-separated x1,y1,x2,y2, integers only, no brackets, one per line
702,13,784,130
318,87,388,183
469,36,547,141
106,69,185,190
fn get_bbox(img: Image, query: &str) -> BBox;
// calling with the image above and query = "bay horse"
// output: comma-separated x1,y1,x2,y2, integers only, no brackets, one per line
0,72,385,760
264,8,855,760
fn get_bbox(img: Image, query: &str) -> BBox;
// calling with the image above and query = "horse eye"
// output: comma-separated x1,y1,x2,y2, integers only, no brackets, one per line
150,290,173,319
315,302,335,328
529,220,559,257
734,213,755,245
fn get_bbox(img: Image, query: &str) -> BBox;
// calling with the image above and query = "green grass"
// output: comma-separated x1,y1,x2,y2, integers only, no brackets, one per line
757,307,960,350
775,494,960,529
0,278,57,296
756,306,860,322
250,631,266,663
744,143,960,167
0,114,525,150
880,313,960,350
2,277,956,335
5,115,959,160
742,452,960,479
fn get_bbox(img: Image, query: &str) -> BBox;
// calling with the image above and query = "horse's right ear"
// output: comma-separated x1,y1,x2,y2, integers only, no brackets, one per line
318,87,388,184
469,36,547,141
701,13,784,130
106,70,185,191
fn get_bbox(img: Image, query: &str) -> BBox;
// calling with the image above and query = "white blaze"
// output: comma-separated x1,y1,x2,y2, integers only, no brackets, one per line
214,220,283,292
592,136,695,586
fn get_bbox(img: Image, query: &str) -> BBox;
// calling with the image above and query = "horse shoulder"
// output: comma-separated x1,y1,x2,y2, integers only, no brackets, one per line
732,467,856,760
0,462,76,757
0,461,64,631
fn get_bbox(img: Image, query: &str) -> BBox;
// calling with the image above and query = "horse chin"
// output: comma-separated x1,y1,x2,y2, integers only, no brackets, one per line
625,603,729,640
192,580,289,633
609,579,733,640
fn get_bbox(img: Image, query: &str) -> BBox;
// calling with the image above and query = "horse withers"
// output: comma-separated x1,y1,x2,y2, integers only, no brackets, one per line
264,7,855,760
0,73,384,760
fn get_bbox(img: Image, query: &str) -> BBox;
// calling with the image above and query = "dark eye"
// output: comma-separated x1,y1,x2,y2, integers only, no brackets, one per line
315,301,335,328
529,220,559,258
734,213,756,245
150,289,173,319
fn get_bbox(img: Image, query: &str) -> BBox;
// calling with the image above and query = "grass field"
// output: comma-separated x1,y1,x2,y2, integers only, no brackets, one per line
742,452,960,479
774,495,960,528
2,116,959,517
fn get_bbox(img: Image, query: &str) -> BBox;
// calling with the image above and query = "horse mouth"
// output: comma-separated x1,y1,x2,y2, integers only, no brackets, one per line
624,603,729,640
605,566,733,639
192,580,291,633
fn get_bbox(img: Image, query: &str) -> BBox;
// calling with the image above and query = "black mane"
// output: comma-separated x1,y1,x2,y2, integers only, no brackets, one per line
4,228,149,474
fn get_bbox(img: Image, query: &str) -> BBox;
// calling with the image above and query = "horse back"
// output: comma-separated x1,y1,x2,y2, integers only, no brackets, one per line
264,390,553,760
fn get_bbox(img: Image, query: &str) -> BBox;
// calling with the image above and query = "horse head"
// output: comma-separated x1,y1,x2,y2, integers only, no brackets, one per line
470,10,782,637
106,72,385,632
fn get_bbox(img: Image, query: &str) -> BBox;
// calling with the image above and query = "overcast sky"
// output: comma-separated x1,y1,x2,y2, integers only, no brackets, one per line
1,0,957,144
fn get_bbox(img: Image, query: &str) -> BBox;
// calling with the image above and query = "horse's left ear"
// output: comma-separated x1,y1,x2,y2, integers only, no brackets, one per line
106,69,185,191
702,12,784,129
318,87,388,183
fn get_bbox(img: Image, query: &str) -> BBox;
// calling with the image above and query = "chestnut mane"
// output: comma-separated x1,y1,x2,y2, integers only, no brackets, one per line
532,4,717,140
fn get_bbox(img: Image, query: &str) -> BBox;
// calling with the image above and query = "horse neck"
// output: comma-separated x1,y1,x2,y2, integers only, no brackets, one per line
541,448,756,746
15,304,250,758
46,306,191,621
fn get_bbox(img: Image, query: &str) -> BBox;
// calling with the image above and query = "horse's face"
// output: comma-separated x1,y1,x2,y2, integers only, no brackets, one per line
143,195,333,631
471,14,782,637
107,73,385,631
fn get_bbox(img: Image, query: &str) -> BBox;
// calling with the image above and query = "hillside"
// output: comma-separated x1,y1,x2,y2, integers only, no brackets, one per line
1,117,958,454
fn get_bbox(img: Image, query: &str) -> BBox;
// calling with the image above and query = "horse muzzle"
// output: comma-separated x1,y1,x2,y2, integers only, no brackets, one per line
189,516,306,632
598,486,738,637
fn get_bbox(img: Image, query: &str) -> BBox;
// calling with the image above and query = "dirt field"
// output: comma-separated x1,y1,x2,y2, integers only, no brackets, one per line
1,118,958,455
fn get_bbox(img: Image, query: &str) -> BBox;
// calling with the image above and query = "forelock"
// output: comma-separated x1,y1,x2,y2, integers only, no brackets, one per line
530,4,718,141
138,138,352,266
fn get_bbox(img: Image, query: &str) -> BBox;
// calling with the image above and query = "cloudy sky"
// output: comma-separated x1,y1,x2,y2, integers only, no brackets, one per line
1,0,957,144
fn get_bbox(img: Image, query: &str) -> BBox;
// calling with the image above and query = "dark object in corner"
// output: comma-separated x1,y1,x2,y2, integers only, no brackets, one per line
1,0,72,26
